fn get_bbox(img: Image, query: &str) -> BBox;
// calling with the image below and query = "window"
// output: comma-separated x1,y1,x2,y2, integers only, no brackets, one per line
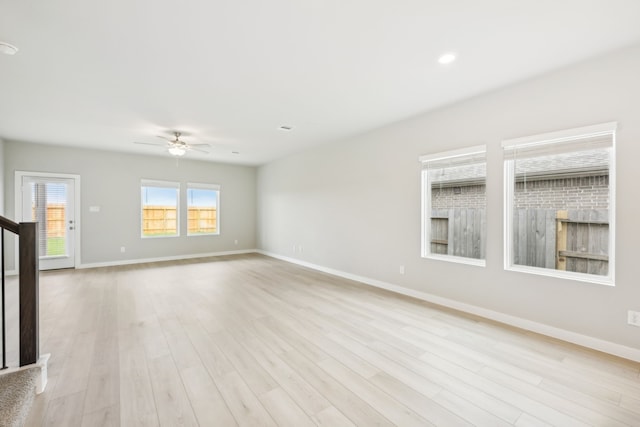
187,183,220,236
503,122,616,285
141,180,180,238
29,180,69,257
420,145,487,266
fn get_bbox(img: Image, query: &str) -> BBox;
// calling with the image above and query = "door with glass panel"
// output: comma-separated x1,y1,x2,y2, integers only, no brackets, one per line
21,176,76,270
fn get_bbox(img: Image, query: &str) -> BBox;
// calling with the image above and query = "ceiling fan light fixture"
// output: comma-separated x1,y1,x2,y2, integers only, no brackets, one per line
135,130,209,156
168,146,186,156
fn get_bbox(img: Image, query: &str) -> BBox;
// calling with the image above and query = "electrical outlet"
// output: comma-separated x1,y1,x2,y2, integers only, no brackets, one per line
120,246,126,253
628,310,640,327
298,245,303,253
293,245,297,253
234,239,238,245
399,265,405,275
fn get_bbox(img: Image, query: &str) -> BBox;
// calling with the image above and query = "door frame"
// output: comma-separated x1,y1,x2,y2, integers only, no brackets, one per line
14,171,82,270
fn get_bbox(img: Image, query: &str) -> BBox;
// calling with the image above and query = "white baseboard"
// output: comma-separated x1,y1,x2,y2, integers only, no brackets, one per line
7,250,257,273
78,249,257,269
257,250,640,363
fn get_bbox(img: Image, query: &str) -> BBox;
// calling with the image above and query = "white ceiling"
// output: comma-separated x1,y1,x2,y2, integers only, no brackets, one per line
2,0,640,165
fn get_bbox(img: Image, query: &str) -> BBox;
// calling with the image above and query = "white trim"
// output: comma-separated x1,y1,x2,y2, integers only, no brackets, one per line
187,182,221,191
505,264,614,287
501,122,617,149
140,178,180,188
503,159,513,271
420,170,428,257
419,144,486,163
257,250,640,363
423,253,486,267
139,233,180,240
608,131,616,285
78,249,255,269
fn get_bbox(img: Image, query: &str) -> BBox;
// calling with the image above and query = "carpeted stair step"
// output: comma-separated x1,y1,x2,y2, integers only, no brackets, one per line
0,368,39,427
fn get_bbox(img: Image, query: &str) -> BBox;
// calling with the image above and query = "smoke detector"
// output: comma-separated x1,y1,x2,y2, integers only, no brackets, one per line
0,42,19,55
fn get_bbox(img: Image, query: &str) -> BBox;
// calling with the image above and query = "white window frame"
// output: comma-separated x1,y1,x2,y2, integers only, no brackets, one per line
502,122,616,286
140,179,180,239
420,145,487,267
186,182,221,236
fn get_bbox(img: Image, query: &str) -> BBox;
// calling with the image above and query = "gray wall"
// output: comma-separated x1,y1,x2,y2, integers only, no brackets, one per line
257,44,640,351
4,142,256,267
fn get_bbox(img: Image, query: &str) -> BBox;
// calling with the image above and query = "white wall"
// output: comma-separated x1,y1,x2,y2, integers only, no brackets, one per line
257,44,640,353
4,142,256,267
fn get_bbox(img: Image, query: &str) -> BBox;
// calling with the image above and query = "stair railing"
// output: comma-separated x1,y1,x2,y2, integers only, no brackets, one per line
0,215,39,369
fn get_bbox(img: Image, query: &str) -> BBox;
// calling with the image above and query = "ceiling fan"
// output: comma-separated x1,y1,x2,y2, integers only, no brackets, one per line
134,131,210,156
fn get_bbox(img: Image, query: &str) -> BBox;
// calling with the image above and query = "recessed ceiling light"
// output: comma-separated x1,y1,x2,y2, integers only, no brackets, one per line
278,125,293,131
438,52,456,65
0,42,19,56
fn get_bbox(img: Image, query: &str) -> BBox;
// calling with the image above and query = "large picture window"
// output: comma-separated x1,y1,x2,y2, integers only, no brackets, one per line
187,183,220,236
141,180,180,238
503,122,616,285
420,145,487,266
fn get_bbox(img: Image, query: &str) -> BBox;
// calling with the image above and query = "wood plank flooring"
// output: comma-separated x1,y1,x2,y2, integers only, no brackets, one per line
24,254,640,426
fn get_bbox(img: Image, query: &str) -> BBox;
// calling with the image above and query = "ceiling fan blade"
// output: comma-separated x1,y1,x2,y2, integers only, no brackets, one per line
156,135,176,142
134,141,166,146
189,146,210,154
188,143,211,147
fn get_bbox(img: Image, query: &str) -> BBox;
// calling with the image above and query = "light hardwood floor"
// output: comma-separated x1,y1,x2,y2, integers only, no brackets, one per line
24,254,640,426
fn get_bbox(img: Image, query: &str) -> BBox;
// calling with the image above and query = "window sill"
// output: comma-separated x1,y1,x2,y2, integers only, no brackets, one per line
505,264,614,287
422,253,486,267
